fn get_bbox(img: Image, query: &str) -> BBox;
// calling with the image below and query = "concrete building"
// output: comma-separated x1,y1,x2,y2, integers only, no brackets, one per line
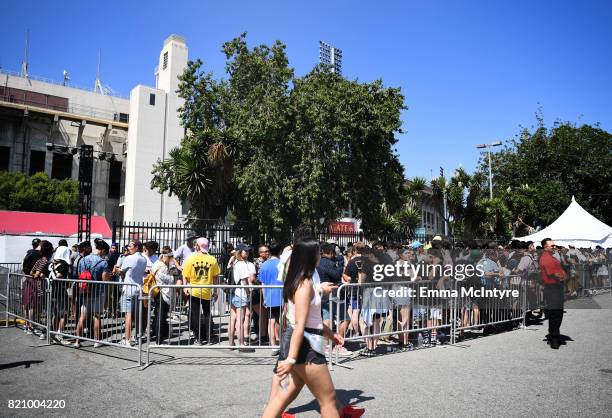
123,35,187,223
0,34,188,225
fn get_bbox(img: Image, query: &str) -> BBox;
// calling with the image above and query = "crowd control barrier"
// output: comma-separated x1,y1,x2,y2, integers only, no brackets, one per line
144,283,285,365
3,259,610,370
1,263,22,326
48,278,144,359
6,273,51,342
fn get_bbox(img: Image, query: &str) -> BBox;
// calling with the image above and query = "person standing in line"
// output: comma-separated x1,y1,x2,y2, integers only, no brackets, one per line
174,234,197,266
258,242,283,355
74,240,111,348
113,240,147,345
181,237,220,345
539,238,567,349
150,246,181,344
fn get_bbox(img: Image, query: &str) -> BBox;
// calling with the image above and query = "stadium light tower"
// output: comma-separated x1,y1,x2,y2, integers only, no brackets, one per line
319,41,343,76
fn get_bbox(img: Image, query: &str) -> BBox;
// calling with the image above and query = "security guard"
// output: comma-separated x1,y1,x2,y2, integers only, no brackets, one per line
538,238,567,349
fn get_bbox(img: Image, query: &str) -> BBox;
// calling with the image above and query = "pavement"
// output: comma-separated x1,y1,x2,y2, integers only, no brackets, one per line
0,294,611,418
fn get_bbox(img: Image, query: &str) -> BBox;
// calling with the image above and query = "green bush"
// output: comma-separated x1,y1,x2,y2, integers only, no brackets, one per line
0,171,79,214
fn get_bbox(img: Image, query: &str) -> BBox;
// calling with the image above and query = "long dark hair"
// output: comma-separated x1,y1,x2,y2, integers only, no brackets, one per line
283,239,320,303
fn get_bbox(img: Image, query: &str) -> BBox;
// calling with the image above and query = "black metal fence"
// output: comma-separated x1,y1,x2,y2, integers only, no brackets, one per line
112,221,254,273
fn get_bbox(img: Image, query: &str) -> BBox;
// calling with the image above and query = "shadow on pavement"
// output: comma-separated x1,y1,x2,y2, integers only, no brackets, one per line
287,389,375,414
0,360,43,370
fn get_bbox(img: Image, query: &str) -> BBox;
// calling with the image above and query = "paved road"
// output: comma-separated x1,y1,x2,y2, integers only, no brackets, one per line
1,295,611,417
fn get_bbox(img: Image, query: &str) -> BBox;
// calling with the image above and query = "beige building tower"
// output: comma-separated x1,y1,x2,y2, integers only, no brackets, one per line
122,35,188,223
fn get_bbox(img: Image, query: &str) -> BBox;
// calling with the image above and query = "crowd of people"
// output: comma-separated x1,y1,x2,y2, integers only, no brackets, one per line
15,233,612,354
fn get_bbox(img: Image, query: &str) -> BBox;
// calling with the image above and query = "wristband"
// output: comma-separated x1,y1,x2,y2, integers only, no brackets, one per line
285,357,296,365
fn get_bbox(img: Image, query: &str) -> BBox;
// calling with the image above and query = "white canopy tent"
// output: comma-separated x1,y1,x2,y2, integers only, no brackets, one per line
515,196,612,248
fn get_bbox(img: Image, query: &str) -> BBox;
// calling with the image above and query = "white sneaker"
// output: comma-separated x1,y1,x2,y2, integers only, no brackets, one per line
74,341,81,349
120,339,129,346
39,333,46,340
335,346,353,357
26,328,33,335
60,338,73,346
93,342,102,348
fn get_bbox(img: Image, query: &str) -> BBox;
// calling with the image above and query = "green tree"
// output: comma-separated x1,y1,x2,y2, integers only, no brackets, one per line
0,171,79,214
151,34,406,238
486,121,612,229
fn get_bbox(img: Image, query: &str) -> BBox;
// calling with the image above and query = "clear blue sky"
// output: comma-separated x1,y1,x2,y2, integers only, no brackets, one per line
2,0,611,180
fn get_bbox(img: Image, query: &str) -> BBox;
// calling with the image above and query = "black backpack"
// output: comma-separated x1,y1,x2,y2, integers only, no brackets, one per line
22,250,42,275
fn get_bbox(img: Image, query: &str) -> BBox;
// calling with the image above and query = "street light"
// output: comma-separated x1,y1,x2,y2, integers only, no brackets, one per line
476,141,502,199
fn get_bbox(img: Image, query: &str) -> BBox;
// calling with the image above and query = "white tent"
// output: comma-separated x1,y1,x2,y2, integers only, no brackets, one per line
515,196,612,248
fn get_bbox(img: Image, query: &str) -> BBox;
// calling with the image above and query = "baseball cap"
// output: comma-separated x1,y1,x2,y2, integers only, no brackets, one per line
410,241,423,249
196,237,209,253
432,235,442,241
326,238,338,245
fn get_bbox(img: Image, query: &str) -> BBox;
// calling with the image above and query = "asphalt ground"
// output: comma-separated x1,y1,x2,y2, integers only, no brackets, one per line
0,294,611,418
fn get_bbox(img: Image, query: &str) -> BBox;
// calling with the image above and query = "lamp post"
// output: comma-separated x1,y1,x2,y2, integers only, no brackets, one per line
476,141,502,199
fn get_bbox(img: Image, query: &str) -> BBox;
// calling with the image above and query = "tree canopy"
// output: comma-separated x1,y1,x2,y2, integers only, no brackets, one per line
0,171,79,214
428,120,612,239
151,33,406,238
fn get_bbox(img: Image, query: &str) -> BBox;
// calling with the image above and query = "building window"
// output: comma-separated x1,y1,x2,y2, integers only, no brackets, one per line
51,153,73,180
29,150,46,175
149,93,155,106
114,112,129,123
0,146,10,171
108,160,122,199
163,52,168,70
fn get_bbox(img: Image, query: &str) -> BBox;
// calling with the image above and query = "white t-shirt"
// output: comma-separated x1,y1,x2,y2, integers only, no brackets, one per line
233,260,255,300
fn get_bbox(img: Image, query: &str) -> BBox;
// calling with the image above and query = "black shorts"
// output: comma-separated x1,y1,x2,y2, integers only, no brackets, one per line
267,306,282,321
250,288,262,306
273,326,326,373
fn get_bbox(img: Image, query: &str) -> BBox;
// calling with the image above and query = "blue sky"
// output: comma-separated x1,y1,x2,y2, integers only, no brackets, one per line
2,0,611,180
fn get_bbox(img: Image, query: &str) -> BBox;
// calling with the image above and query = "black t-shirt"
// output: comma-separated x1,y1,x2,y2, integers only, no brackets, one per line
346,256,364,283
22,249,42,274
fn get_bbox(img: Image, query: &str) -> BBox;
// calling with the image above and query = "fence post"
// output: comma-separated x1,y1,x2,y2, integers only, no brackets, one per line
138,287,143,367
146,286,154,367
521,279,527,329
46,278,52,344
4,272,9,328
450,278,457,345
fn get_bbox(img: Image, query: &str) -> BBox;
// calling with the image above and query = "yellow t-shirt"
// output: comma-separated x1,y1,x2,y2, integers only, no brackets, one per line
182,252,220,300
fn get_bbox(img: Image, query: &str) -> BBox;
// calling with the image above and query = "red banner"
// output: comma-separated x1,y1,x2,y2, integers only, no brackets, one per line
328,221,355,234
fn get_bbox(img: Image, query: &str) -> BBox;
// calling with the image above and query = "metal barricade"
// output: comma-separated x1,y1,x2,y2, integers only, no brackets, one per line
47,278,144,360
6,273,51,341
1,263,22,326
331,280,454,363
452,274,525,343
583,262,611,296
145,283,285,365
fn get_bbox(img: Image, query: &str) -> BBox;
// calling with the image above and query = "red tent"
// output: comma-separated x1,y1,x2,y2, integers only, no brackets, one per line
0,210,112,238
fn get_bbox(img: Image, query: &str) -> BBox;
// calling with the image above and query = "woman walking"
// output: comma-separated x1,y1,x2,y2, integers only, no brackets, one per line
262,238,343,418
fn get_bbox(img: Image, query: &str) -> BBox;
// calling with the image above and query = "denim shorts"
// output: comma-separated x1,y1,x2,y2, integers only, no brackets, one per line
231,295,249,308
321,299,348,322
120,293,138,313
